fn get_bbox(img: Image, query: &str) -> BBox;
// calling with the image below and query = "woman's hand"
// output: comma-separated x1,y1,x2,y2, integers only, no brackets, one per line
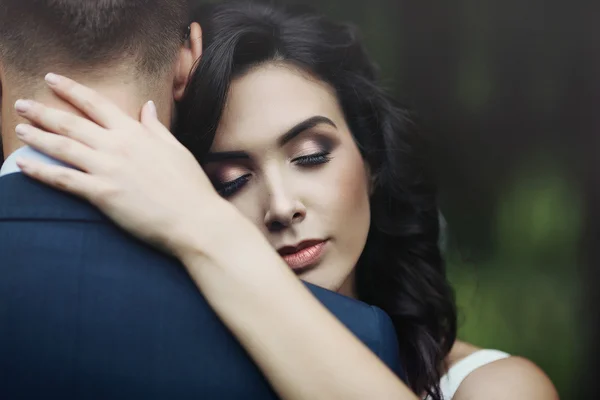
13,73,417,400
13,73,228,257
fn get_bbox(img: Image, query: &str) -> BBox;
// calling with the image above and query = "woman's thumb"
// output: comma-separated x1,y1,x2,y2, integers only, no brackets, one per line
140,100,177,142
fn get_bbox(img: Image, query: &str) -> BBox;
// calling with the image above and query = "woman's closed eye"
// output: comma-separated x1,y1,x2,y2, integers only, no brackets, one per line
214,173,251,198
212,150,332,198
291,151,331,166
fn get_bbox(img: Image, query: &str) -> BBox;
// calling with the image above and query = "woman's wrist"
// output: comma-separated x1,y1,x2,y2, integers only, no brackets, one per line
168,197,268,272
166,196,241,262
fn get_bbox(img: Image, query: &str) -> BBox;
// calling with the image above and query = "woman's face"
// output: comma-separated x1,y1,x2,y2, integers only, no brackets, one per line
204,63,371,296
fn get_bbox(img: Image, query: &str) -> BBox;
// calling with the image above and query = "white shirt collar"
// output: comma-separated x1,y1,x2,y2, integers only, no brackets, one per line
0,146,68,177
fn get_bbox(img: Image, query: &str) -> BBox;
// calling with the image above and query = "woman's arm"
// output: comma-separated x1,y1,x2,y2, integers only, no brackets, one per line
14,75,558,400
172,202,415,400
13,75,417,400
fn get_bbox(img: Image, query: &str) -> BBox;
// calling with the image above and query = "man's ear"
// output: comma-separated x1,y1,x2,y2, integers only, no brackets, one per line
173,22,203,101
0,61,3,109
0,62,4,160
0,62,4,131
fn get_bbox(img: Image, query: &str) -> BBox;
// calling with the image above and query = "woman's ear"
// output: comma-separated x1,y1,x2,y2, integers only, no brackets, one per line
369,174,378,196
365,163,377,196
173,22,203,101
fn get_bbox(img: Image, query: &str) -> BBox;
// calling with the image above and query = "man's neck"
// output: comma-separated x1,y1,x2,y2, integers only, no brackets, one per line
2,77,173,159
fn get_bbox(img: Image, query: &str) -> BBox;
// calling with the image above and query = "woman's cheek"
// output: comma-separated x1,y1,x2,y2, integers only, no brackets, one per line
333,155,371,214
309,156,371,242
226,184,265,226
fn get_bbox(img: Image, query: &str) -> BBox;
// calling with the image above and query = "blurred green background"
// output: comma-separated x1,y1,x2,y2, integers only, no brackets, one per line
313,1,590,398
200,0,592,397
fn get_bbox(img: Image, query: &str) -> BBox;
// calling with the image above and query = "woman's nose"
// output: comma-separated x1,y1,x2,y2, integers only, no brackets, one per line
263,181,306,232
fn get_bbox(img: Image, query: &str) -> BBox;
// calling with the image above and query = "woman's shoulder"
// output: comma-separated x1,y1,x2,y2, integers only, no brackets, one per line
445,341,559,400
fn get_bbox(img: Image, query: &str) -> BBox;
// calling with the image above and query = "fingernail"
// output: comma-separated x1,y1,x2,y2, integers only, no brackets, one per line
147,100,158,118
15,99,32,113
15,157,29,170
45,73,60,85
15,124,30,138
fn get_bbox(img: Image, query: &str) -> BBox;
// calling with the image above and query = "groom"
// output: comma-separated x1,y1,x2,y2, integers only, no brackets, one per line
0,1,401,398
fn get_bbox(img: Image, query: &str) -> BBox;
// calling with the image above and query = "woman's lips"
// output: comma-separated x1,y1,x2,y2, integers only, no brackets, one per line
278,240,327,272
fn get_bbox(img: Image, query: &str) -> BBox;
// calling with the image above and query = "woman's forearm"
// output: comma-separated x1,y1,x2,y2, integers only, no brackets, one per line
173,204,417,400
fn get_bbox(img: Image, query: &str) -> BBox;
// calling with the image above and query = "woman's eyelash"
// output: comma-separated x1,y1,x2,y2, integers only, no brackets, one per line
214,152,330,197
215,174,251,198
292,151,331,166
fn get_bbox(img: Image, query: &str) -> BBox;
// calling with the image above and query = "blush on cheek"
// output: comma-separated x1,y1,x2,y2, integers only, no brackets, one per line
336,155,371,215
322,153,371,297
325,154,371,265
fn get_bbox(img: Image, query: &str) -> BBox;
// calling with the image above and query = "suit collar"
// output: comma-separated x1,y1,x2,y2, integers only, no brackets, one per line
0,146,68,177
0,173,105,222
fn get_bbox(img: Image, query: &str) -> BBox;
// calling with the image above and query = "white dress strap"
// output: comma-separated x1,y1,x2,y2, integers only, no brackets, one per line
431,349,510,400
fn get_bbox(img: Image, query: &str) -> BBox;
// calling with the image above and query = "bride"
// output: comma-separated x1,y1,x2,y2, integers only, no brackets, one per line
11,1,558,398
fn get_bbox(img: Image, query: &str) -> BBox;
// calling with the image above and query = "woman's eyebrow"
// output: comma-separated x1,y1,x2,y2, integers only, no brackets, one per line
203,150,249,163
204,116,336,163
277,116,337,147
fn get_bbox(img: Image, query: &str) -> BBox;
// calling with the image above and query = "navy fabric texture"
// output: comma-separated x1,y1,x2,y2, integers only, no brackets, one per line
0,173,404,399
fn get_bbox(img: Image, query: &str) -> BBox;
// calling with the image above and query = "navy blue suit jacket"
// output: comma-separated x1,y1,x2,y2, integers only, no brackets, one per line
0,173,403,399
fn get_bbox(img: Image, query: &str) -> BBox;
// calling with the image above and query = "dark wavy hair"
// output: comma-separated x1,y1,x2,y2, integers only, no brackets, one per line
176,1,457,398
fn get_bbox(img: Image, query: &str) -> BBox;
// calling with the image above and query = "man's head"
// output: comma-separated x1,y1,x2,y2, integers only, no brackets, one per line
0,0,202,158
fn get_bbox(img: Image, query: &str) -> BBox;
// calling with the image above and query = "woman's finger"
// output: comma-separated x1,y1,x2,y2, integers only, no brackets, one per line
140,100,179,143
15,99,105,148
15,124,102,172
44,73,135,130
16,158,102,202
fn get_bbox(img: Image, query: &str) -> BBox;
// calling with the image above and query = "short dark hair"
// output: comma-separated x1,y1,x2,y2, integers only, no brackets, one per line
0,0,189,77
177,2,456,399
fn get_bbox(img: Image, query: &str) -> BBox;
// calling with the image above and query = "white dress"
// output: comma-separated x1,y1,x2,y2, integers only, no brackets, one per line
425,349,510,400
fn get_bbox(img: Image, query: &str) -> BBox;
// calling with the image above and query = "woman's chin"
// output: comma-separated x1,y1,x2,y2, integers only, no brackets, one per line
299,268,355,297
